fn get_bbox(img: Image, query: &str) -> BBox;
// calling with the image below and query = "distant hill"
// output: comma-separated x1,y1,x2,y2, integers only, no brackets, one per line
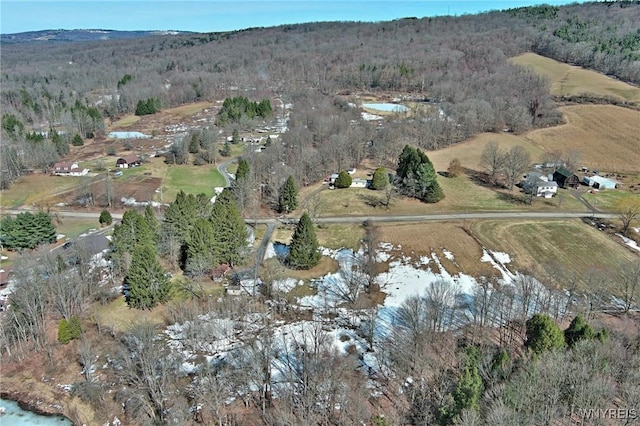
0,29,195,43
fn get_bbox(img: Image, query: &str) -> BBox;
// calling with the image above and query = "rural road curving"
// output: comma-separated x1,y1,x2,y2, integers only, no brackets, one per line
217,157,238,188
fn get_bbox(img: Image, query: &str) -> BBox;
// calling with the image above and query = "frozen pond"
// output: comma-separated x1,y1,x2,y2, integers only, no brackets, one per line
362,103,408,113
108,131,151,139
0,398,72,425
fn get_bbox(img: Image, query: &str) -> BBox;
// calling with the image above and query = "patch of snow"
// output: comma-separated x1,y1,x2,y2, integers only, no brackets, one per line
616,234,640,252
361,112,384,121
480,248,514,281
273,278,301,293
442,249,454,261
263,242,276,260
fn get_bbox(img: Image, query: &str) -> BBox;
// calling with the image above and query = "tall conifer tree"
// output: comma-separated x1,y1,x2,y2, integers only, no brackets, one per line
287,213,320,270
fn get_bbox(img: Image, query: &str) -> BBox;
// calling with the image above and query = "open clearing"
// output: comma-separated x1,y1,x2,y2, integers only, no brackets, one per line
510,52,640,102
428,132,544,172
471,219,638,290
0,173,82,208
525,105,640,173
299,172,585,217
377,221,497,278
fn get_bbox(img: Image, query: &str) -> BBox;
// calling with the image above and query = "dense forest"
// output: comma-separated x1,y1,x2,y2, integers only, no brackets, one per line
1,2,640,425
1,1,639,190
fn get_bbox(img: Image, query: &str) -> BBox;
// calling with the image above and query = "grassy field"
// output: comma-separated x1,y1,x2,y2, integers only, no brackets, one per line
163,165,226,200
582,189,640,212
525,105,640,173
377,221,497,278
0,173,82,208
298,173,585,217
509,52,640,102
428,132,544,172
109,115,140,129
471,219,638,290
163,101,215,118
55,217,102,239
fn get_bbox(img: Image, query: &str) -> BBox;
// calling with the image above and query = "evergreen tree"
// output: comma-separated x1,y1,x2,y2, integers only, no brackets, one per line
99,209,113,227
278,175,299,213
564,315,595,348
210,188,248,266
415,162,445,203
395,145,444,203
72,133,84,146
232,128,240,144
51,129,69,156
185,218,216,276
221,140,231,157
125,243,171,309
334,170,352,188
370,167,390,190
287,213,320,270
0,212,56,250
236,158,250,180
143,205,159,243
525,313,565,356
162,190,197,245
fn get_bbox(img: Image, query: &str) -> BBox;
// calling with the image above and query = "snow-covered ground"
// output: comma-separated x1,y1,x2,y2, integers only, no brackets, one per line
616,233,640,252
162,242,565,387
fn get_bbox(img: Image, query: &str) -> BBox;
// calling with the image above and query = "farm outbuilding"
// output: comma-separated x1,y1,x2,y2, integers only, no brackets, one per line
115,155,141,168
583,175,617,189
553,167,580,189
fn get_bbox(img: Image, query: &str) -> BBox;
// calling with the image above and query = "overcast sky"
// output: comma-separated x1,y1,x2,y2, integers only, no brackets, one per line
1,0,586,34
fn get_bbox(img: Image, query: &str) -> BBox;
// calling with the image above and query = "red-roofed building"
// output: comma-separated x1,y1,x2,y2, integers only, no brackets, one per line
115,155,141,168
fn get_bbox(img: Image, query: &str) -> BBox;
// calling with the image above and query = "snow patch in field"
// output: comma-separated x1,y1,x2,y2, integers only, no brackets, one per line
273,278,301,293
361,112,383,121
480,249,514,281
442,249,454,261
616,234,640,252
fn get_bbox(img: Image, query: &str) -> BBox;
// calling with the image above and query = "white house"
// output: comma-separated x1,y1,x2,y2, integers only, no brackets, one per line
52,162,89,176
523,172,558,198
350,178,369,188
536,181,558,198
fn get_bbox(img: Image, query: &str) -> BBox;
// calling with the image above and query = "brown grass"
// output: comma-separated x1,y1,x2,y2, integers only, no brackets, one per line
92,297,168,334
525,105,640,173
377,221,497,278
471,219,639,291
510,52,640,102
428,132,544,172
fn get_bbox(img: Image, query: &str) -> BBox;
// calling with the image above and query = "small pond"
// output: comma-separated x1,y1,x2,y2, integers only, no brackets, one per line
108,131,151,139
362,103,408,113
273,242,290,259
0,398,72,425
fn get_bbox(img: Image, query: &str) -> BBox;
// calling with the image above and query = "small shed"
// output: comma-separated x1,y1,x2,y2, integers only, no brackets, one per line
115,155,141,168
583,175,617,189
553,167,580,189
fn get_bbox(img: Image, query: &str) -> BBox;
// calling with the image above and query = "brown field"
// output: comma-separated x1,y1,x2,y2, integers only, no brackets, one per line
471,219,639,291
377,221,498,278
428,132,544,172
372,219,638,291
0,172,81,208
509,52,640,102
525,105,640,173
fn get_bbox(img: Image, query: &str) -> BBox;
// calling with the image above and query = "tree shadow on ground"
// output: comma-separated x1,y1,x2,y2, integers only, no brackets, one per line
496,191,529,205
357,192,386,208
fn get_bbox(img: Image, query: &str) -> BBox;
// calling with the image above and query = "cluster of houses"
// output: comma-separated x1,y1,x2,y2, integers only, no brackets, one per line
52,155,141,177
522,166,618,198
324,168,370,188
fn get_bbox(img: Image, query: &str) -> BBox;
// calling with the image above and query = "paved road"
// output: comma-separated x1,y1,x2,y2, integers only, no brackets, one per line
217,157,238,188
2,208,615,225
